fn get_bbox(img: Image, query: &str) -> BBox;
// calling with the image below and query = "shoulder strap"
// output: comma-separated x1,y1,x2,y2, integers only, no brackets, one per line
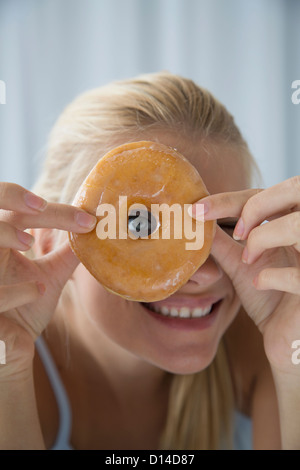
35,335,73,450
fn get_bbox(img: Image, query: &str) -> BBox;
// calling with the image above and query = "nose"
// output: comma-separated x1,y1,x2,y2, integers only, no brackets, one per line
179,256,223,293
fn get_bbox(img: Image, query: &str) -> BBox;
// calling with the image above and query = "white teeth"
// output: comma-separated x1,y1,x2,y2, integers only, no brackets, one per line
161,306,169,316
191,306,212,317
146,303,214,318
170,307,179,317
179,307,190,318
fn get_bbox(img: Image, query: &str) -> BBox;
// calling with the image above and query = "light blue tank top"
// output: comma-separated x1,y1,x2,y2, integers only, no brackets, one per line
35,336,252,450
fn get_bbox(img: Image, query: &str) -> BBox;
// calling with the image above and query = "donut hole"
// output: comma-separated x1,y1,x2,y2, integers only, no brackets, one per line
128,208,159,239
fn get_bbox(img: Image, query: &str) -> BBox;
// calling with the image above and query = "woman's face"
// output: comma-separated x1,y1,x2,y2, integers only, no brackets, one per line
72,132,249,374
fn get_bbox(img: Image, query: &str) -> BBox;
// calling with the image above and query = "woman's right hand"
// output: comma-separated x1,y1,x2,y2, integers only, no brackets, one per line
0,183,97,377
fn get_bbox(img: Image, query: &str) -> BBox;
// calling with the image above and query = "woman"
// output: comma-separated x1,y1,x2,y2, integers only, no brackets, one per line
0,72,299,450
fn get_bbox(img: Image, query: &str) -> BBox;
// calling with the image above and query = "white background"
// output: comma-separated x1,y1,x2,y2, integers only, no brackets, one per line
0,0,300,189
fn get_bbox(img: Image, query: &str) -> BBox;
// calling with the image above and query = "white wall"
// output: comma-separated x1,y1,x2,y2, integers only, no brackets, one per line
0,0,299,189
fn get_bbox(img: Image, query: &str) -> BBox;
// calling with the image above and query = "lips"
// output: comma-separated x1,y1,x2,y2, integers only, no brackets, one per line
140,298,223,331
140,296,223,319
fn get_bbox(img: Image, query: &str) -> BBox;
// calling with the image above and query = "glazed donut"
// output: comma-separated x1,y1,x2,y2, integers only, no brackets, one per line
68,141,215,302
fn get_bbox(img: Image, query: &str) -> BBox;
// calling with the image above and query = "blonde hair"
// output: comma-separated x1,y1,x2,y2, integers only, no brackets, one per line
33,72,262,449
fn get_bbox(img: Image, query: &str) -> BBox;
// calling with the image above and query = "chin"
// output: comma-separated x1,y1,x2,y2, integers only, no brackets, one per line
143,340,220,375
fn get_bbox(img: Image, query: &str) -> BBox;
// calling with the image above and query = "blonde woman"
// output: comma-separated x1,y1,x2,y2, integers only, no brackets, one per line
0,72,299,450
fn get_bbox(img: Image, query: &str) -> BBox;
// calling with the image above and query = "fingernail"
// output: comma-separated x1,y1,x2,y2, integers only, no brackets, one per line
75,211,97,229
188,202,208,220
233,217,245,240
24,192,47,211
36,282,46,296
16,229,35,247
242,246,248,264
200,199,210,214
187,205,194,218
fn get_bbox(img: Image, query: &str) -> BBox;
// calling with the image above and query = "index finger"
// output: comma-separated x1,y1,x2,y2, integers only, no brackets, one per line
0,182,47,213
191,188,263,220
1,202,97,232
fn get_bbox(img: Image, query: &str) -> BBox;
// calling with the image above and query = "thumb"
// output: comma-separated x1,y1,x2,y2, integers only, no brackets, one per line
210,223,284,328
39,239,80,289
210,224,248,283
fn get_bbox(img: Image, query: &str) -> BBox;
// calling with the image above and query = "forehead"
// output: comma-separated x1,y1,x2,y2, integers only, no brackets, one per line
143,132,249,195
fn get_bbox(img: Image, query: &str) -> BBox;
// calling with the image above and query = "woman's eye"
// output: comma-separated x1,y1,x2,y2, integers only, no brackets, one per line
128,210,158,238
218,223,236,235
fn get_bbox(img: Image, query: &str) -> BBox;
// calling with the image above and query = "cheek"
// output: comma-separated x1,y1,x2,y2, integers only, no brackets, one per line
74,265,138,342
73,265,242,374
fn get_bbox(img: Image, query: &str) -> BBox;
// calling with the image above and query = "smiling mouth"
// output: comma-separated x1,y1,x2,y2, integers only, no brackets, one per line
140,299,223,319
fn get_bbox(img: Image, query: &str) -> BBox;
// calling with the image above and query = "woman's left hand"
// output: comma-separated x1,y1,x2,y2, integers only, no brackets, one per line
191,176,300,376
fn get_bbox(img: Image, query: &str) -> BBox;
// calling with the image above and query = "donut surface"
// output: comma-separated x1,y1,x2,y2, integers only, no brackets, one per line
69,141,215,301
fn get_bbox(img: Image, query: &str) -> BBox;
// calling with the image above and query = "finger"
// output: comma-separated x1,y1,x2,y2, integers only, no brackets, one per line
191,188,263,221
39,239,80,289
0,221,35,251
210,224,247,282
233,176,300,241
0,182,47,213
1,202,97,233
265,208,296,222
253,267,300,295
211,225,285,327
0,281,44,313
242,213,300,265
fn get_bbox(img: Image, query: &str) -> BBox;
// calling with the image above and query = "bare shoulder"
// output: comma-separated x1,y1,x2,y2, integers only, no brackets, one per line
223,307,270,415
